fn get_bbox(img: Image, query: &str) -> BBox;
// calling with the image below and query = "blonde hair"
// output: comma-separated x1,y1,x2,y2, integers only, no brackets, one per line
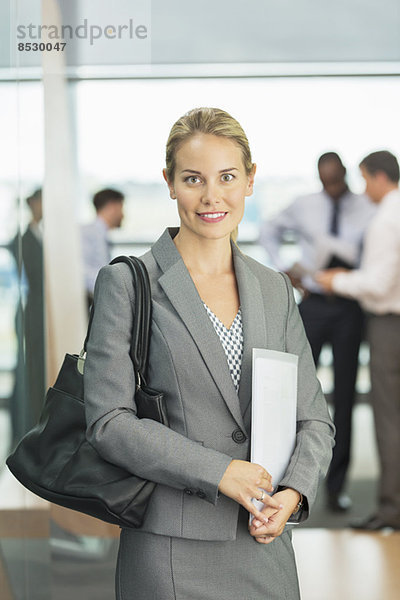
165,107,254,242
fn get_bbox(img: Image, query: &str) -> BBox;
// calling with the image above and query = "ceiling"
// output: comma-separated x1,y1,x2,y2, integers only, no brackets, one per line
3,0,400,72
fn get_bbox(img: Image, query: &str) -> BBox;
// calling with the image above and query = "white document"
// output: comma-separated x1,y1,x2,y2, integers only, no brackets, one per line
251,348,298,516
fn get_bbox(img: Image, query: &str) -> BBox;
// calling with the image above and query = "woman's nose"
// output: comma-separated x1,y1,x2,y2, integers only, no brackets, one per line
201,182,220,204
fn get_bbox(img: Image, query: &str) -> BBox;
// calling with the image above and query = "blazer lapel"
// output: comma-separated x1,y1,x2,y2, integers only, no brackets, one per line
152,229,246,430
232,245,268,420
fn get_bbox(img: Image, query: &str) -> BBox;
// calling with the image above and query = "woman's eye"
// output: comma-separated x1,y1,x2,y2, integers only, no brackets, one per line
185,176,201,184
221,173,234,182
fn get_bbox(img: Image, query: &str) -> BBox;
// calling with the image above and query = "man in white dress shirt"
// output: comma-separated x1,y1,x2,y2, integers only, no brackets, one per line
260,153,376,512
317,151,400,530
81,188,124,304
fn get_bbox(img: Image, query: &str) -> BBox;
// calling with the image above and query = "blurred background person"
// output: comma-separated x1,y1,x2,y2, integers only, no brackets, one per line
317,150,400,531
9,189,45,443
81,188,124,306
259,152,376,512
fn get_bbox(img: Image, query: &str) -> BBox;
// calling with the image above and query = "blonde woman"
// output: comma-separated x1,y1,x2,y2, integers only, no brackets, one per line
84,107,334,599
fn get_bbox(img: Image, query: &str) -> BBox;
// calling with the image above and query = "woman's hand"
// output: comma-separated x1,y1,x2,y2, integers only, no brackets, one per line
249,488,301,544
218,460,281,525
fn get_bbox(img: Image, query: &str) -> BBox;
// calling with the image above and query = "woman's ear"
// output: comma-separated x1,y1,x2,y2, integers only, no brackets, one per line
245,163,257,197
163,168,176,199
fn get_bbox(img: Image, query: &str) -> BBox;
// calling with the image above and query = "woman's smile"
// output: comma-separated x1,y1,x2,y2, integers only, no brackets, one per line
197,211,228,223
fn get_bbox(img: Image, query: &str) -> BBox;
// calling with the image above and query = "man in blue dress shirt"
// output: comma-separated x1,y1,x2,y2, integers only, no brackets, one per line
260,153,376,511
81,188,124,304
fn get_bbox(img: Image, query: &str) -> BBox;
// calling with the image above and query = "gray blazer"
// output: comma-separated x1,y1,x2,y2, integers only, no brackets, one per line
84,227,335,541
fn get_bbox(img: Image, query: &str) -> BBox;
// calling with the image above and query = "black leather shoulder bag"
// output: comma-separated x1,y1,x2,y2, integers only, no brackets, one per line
6,256,168,528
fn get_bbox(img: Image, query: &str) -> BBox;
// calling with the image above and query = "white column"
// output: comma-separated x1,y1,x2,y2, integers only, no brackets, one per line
41,0,86,384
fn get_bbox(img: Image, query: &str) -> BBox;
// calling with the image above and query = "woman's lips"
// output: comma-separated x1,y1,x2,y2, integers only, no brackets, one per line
197,212,227,223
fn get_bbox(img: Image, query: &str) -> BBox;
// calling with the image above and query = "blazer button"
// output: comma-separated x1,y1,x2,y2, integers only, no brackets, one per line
196,490,206,499
184,488,194,495
232,428,247,444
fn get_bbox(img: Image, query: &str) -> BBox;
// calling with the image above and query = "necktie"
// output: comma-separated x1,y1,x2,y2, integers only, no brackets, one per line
330,200,340,236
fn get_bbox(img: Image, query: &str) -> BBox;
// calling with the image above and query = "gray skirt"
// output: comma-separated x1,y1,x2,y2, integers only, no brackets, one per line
116,507,300,600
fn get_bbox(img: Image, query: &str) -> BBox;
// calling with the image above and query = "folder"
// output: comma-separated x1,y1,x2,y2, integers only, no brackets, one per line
251,348,298,518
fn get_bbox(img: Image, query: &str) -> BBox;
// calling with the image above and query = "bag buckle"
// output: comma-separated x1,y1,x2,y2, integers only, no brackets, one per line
77,348,86,375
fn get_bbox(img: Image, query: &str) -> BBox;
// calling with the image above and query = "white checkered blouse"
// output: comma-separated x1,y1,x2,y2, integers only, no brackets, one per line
203,303,243,393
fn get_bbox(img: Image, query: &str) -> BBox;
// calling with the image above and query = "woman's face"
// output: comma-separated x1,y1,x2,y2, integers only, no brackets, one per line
164,133,256,242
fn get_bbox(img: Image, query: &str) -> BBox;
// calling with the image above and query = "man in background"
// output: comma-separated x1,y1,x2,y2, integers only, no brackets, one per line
317,150,400,530
260,152,376,511
81,188,124,304
9,189,45,441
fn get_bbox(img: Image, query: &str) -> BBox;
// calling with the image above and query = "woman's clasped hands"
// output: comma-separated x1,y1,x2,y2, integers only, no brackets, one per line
218,459,280,525
249,487,301,544
218,460,301,544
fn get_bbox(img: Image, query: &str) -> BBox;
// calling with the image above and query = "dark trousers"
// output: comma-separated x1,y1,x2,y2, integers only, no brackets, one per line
299,293,364,495
368,314,400,526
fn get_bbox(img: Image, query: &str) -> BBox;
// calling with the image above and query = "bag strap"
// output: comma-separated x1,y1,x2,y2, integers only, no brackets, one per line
82,256,152,387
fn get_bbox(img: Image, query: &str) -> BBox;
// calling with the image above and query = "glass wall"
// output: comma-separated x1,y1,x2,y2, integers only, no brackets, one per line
0,79,51,600
74,76,400,243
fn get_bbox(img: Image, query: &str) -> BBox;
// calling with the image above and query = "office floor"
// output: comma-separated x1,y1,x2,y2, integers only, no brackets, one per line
294,529,400,600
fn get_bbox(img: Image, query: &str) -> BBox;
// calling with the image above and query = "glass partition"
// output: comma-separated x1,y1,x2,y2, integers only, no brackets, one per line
0,56,50,600
74,76,400,244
